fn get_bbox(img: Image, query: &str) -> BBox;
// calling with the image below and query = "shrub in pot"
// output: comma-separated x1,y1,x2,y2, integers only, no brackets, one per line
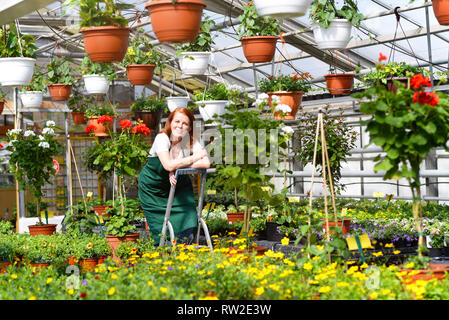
84,100,117,136
80,56,117,95
20,66,46,108
46,56,76,101
67,87,94,125
237,2,281,63
0,23,37,86
64,0,133,62
130,94,164,130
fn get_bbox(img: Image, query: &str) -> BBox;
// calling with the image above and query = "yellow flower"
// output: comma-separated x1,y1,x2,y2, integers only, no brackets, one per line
147,281,154,286
68,289,74,295
372,251,383,257
369,291,379,299
160,287,168,294
336,282,349,287
127,48,135,56
393,250,401,255
255,287,264,296
10,274,17,279
108,287,116,295
86,243,93,249
318,286,331,294
28,296,36,300
111,274,118,280
281,237,289,246
404,262,415,269
384,243,394,248
46,278,53,284
303,262,313,271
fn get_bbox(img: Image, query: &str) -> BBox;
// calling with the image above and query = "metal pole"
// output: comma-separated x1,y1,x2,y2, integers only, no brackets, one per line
65,110,72,209
425,4,434,85
253,63,258,99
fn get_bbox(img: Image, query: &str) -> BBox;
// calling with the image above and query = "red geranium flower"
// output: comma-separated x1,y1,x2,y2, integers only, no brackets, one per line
412,91,439,106
132,123,151,135
84,125,97,133
410,74,432,90
97,115,113,124
80,292,87,298
0,144,3,149
119,119,132,129
378,52,387,62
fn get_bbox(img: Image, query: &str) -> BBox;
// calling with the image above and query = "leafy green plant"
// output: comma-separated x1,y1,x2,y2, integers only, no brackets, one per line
0,90,7,102
80,56,117,81
237,2,281,39
258,73,313,93
0,23,37,58
104,214,137,238
46,56,76,85
68,87,94,113
130,95,165,112
309,0,364,28
123,29,166,71
176,15,216,53
84,100,117,117
20,66,46,93
192,83,234,102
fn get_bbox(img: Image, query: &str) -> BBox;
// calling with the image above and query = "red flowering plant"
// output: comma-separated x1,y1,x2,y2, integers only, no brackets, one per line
353,69,449,259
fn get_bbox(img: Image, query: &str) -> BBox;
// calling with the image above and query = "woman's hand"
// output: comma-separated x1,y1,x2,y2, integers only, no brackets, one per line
193,148,207,162
169,171,177,186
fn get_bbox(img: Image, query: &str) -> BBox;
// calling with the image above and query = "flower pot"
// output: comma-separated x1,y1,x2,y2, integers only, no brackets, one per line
20,91,43,108
267,91,303,120
80,26,130,62
145,0,206,44
72,112,87,125
400,263,449,284
28,224,57,236
106,234,126,254
127,64,156,85
312,19,352,50
324,73,355,95
167,96,190,112
385,77,409,93
80,258,98,272
322,218,351,235
134,110,161,130
432,0,449,25
92,205,109,217
48,84,72,101
240,36,278,63
427,247,444,258
83,74,110,95
228,245,268,256
0,57,36,86
87,117,112,137
98,255,108,265
253,0,313,18
0,261,11,274
195,100,229,123
266,221,285,242
0,102,4,115
226,212,244,224
179,52,211,75
30,262,50,269
125,233,140,242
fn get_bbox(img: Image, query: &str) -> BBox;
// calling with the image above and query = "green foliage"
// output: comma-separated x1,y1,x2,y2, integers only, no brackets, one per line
20,66,46,93
123,29,166,71
130,95,165,112
0,90,7,101
361,61,427,86
0,23,37,58
191,83,244,103
84,100,117,117
46,56,76,85
177,15,216,52
104,214,137,238
237,2,281,38
68,233,111,259
67,87,94,113
309,0,364,28
258,73,313,93
81,56,117,81
0,220,14,235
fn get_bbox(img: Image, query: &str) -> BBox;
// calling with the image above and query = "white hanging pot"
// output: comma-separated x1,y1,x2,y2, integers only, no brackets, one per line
83,74,110,95
167,96,190,113
179,52,211,75
253,0,313,18
20,91,43,108
195,100,229,123
0,57,36,86
312,19,352,50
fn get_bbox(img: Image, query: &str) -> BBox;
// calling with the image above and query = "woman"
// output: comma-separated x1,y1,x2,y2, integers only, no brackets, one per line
138,107,210,245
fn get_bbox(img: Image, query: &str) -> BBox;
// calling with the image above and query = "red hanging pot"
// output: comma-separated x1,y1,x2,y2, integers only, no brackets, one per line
432,0,449,25
324,73,355,95
127,64,156,85
80,26,130,63
267,91,303,120
240,36,278,63
48,84,72,101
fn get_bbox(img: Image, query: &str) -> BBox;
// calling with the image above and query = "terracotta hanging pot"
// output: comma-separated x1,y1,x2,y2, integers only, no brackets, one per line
72,112,87,125
87,117,112,137
324,73,355,95
80,26,130,63
134,110,161,130
0,101,4,116
145,0,206,43
127,64,156,85
432,0,449,25
267,91,303,120
48,84,72,101
240,36,278,63
28,224,57,236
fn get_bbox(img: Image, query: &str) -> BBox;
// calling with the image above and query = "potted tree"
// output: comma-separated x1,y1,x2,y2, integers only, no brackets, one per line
309,0,364,50
176,15,216,75
46,56,76,101
130,94,164,130
145,0,206,44
253,0,313,18
64,0,133,62
237,2,281,63
19,66,46,108
68,88,94,125
123,29,165,85
80,56,117,95
258,72,313,120
84,100,117,136
5,121,63,236
0,23,37,87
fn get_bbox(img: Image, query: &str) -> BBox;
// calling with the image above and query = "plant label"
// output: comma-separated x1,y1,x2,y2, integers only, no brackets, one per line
288,196,299,203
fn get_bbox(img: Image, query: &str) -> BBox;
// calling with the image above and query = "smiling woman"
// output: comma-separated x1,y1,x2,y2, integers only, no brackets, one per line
138,107,210,245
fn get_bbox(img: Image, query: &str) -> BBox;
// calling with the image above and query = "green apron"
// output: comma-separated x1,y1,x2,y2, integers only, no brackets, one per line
138,156,198,244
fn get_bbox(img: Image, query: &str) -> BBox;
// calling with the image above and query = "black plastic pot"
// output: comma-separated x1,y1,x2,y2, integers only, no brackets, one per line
266,221,284,242
427,247,444,258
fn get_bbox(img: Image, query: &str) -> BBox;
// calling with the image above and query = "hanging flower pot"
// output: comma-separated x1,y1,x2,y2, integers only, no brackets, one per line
48,84,72,101
145,0,206,43
432,0,449,25
0,57,36,86
195,100,229,123
80,26,130,63
83,74,110,95
324,73,355,95
28,224,57,236
127,64,156,85
312,19,352,50
385,77,409,93
72,112,87,125
241,36,278,63
134,110,161,130
86,116,112,137
0,101,4,116
167,96,190,112
253,0,313,18
20,91,43,108
179,52,211,75
267,91,303,120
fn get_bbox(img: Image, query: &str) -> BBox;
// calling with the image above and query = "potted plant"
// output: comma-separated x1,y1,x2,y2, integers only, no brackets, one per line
253,0,313,18
431,0,449,25
309,0,364,50
0,90,6,115
130,94,164,130
166,95,190,112
123,29,165,85
145,0,206,44
323,62,356,95
46,56,76,101
258,72,313,120
64,0,133,62
19,66,46,108
353,72,449,260
192,82,238,122
5,121,63,235
84,100,117,137
237,2,281,63
68,87,94,125
0,23,37,86
176,15,216,75
80,56,117,95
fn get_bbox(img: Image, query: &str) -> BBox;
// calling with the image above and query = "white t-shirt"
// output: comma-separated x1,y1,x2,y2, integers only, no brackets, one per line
148,133,202,158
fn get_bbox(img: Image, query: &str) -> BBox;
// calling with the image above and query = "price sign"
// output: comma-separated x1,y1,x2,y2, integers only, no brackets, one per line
373,192,385,198
288,196,300,203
